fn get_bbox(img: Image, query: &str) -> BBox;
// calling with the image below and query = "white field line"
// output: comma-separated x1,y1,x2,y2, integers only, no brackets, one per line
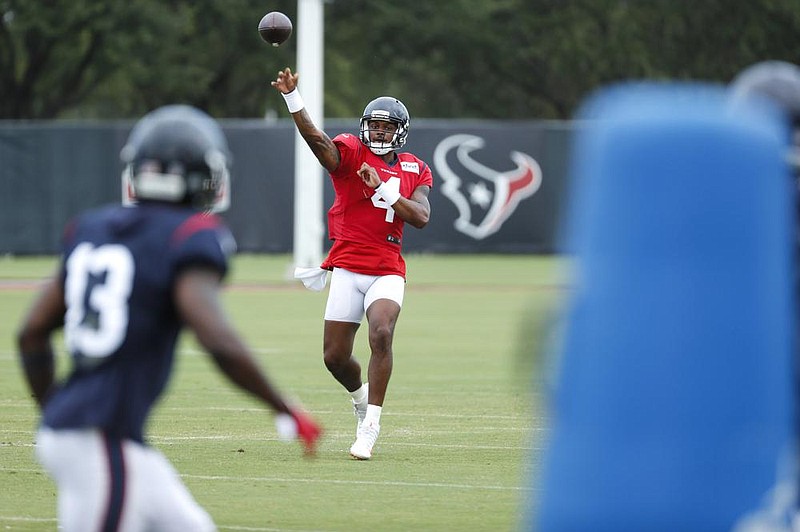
0,515,329,532
163,406,540,421
215,528,325,532
1,433,542,452
180,347,283,356
184,473,533,492
0,345,282,361
0,516,57,524
221,528,327,532
0,467,531,493
0,402,541,422
0,514,331,532
148,439,542,452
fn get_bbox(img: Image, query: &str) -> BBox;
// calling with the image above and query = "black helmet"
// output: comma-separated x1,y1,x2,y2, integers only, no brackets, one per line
359,96,410,155
730,60,800,127
731,61,800,170
121,105,231,212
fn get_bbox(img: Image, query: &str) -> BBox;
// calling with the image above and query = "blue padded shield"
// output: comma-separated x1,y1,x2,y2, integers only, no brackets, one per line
533,83,795,531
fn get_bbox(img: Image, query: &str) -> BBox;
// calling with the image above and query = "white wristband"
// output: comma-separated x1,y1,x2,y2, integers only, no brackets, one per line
275,413,297,441
281,89,305,113
374,182,401,206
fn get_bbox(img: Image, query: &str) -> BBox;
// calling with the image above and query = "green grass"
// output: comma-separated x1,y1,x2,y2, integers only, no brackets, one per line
0,253,565,531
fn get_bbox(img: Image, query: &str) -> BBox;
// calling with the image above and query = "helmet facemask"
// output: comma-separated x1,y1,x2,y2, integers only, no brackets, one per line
360,118,408,155
122,150,230,213
120,105,231,213
359,97,410,155
185,149,230,213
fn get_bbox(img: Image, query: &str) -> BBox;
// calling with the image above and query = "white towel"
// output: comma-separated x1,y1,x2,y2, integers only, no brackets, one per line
293,267,329,291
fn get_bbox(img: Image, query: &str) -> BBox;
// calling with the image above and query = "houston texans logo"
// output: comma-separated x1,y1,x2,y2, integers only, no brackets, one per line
433,134,542,239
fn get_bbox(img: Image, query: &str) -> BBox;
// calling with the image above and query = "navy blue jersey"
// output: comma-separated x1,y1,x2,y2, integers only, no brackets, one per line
41,203,236,443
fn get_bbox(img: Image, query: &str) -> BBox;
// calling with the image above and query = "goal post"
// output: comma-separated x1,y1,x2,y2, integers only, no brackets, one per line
292,0,325,269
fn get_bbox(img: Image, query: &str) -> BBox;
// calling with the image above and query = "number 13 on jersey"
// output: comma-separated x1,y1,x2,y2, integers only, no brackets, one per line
64,242,134,362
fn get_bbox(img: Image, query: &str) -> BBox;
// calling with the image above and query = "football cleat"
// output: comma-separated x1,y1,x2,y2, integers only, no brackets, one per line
349,419,380,460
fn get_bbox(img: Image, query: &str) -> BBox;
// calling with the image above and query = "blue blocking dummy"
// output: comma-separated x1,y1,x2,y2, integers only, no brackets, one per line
534,84,795,531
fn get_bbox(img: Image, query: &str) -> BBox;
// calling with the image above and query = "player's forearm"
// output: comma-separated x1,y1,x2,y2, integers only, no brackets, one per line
292,110,340,172
393,198,430,228
17,278,63,407
210,349,291,414
18,347,55,408
387,186,430,228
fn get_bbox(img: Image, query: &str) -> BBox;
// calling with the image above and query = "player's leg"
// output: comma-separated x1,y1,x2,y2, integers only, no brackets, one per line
129,441,216,531
363,273,405,407
324,320,368,433
323,268,367,391
350,274,405,460
323,320,361,391
35,428,114,532
363,298,401,407
323,268,370,436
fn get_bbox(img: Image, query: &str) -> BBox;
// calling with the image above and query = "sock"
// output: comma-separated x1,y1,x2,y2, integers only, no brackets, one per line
365,404,382,425
350,384,367,405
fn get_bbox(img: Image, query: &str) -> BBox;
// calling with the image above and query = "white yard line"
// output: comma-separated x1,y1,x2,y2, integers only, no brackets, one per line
0,515,327,532
1,466,532,493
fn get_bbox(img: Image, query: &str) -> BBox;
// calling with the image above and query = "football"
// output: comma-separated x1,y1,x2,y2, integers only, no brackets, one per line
258,11,293,47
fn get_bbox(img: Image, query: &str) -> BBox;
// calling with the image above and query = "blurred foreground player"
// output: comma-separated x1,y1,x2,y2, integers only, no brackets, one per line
730,60,800,235
16,105,321,532
271,67,432,460
731,60,800,526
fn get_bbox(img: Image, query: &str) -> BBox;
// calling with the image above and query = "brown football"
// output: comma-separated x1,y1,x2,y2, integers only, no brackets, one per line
258,12,292,47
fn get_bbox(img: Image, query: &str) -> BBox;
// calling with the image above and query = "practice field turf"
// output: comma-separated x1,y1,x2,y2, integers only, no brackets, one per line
0,253,565,531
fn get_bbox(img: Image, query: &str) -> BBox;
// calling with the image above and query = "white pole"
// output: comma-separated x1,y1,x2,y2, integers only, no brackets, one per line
292,0,325,269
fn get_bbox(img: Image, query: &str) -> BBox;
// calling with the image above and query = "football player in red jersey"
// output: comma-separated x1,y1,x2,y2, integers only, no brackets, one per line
272,67,432,460
16,105,322,531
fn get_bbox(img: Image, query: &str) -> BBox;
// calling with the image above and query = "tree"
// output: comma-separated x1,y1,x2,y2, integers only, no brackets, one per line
0,0,295,119
2,0,800,120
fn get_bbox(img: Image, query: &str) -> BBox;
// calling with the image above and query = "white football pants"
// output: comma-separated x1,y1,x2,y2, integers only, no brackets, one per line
36,427,215,532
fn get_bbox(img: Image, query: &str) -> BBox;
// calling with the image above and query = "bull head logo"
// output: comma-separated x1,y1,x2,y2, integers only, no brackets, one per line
433,134,542,239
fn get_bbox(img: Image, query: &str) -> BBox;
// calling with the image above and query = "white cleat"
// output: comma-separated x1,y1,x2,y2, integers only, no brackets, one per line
349,419,380,460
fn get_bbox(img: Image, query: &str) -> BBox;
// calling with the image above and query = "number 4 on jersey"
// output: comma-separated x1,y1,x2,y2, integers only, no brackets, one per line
370,177,401,222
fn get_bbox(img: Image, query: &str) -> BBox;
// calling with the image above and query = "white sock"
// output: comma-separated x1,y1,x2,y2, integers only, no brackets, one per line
365,404,382,425
350,384,367,405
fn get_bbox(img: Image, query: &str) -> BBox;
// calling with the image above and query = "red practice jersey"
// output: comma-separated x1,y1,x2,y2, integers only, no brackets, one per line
320,133,433,278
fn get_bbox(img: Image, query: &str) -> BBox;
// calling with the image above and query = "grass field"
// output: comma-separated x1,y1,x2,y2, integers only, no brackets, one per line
0,253,566,531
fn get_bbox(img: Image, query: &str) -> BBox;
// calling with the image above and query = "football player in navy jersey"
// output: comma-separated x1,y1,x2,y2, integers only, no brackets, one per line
16,105,322,532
